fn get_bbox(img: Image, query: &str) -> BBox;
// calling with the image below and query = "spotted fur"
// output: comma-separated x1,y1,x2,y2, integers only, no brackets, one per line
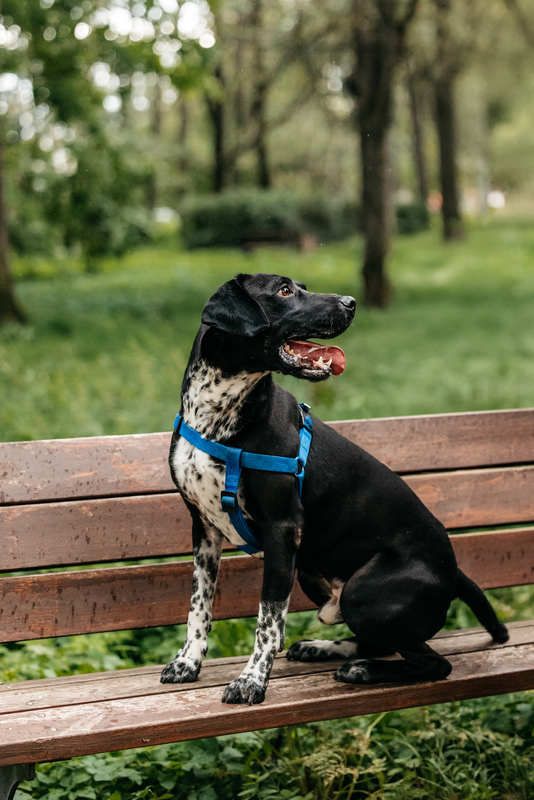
222,599,289,704
170,360,266,554
162,359,278,697
160,530,223,684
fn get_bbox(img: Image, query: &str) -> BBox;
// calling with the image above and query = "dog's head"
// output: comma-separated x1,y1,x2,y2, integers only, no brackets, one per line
200,273,355,382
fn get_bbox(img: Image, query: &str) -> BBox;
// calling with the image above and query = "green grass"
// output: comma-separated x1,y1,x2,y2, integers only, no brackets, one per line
3,218,534,799
3,216,534,443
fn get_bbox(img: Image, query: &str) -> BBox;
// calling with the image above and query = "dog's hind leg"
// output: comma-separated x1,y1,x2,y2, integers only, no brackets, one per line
161,514,223,684
334,642,452,685
287,637,396,662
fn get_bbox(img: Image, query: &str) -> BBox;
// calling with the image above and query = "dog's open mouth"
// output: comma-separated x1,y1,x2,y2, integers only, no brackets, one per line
281,339,346,376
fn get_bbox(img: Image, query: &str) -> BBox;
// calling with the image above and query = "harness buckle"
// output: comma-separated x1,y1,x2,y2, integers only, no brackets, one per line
221,491,238,513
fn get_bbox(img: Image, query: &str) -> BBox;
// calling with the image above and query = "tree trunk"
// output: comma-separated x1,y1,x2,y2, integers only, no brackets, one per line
0,129,26,325
360,124,393,307
176,96,190,200
435,73,463,240
146,82,162,211
406,62,428,204
250,0,271,189
350,0,414,307
206,65,228,193
434,0,463,241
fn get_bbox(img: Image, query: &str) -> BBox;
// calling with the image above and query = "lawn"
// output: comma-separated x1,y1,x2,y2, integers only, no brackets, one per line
2,216,534,443
3,217,534,799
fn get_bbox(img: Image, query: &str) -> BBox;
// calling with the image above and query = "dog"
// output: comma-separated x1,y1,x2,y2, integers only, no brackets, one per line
161,272,508,705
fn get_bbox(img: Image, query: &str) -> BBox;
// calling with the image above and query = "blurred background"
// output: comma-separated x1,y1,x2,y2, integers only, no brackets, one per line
2,0,534,443
2,3,534,798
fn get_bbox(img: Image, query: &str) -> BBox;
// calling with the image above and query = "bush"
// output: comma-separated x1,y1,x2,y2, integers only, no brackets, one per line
396,201,431,235
180,190,360,249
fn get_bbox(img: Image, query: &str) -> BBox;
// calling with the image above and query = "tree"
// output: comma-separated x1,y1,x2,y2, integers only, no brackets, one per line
0,0,214,318
346,0,418,307
433,0,463,240
405,60,429,204
0,124,26,323
203,0,335,192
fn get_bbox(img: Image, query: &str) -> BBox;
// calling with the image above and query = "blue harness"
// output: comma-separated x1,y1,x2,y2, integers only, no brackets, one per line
173,404,313,555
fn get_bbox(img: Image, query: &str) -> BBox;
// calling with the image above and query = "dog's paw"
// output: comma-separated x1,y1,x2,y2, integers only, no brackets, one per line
221,676,266,705
287,639,335,662
334,660,371,684
160,656,200,684
286,639,312,661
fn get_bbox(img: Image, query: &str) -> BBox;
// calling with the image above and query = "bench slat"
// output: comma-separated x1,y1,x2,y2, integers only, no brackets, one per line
1,638,533,766
1,622,531,715
0,494,196,570
409,465,534,529
2,466,534,571
1,529,531,641
330,407,534,474
2,409,533,505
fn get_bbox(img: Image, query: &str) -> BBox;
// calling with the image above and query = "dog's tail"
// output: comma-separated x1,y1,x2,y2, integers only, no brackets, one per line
456,569,509,643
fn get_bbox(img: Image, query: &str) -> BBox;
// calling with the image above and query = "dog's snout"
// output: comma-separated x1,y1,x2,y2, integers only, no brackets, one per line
339,296,356,312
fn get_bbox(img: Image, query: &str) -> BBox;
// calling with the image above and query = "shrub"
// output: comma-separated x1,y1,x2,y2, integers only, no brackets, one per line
180,190,360,249
396,200,431,235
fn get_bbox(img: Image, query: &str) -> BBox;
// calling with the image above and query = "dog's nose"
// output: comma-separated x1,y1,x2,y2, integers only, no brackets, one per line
339,296,356,311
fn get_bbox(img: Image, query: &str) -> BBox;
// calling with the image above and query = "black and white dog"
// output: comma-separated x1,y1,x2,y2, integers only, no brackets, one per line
161,272,508,705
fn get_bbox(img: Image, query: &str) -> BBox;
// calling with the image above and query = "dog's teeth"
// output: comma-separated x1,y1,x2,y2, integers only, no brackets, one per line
284,345,290,353
315,356,325,369
325,358,332,368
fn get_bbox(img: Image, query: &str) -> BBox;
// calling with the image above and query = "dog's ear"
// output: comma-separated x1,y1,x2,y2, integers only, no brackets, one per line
201,275,270,337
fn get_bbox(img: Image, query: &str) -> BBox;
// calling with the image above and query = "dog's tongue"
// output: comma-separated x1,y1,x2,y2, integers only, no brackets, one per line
288,339,346,375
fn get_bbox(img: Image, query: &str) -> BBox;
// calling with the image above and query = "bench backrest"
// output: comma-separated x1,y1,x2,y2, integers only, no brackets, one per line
1,409,534,643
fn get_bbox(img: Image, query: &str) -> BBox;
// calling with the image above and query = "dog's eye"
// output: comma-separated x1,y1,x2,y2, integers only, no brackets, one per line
278,285,293,297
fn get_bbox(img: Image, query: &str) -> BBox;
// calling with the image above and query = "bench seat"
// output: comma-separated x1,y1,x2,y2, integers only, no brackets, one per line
1,621,533,767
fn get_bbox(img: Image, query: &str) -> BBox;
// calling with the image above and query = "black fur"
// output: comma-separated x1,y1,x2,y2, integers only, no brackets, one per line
161,272,508,704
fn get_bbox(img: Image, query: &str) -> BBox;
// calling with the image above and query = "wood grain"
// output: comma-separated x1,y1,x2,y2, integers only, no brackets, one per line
407,465,534,529
2,408,533,504
2,467,534,570
1,640,533,766
0,494,195,570
1,529,532,641
1,621,531,715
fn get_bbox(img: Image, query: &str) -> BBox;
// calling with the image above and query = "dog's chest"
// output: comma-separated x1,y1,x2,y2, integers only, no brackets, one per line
173,438,250,548
172,362,266,553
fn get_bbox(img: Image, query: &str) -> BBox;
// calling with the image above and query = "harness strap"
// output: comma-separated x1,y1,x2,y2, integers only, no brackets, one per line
174,404,312,555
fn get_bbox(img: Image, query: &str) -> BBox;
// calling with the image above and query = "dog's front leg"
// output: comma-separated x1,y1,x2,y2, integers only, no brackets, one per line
222,522,298,705
160,515,223,684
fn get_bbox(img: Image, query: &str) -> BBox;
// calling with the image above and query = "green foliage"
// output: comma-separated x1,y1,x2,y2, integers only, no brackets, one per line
15,697,534,799
396,201,431,235
5,218,534,440
180,190,360,249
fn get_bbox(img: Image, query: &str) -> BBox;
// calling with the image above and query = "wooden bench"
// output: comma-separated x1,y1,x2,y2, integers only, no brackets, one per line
1,408,534,799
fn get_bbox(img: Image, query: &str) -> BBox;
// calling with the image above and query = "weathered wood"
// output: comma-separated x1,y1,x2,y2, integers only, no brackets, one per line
0,433,173,505
329,407,534,473
0,494,195,570
2,409,533,504
407,465,534,529
451,528,534,588
1,529,531,641
3,467,534,570
1,622,530,715
0,640,533,766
